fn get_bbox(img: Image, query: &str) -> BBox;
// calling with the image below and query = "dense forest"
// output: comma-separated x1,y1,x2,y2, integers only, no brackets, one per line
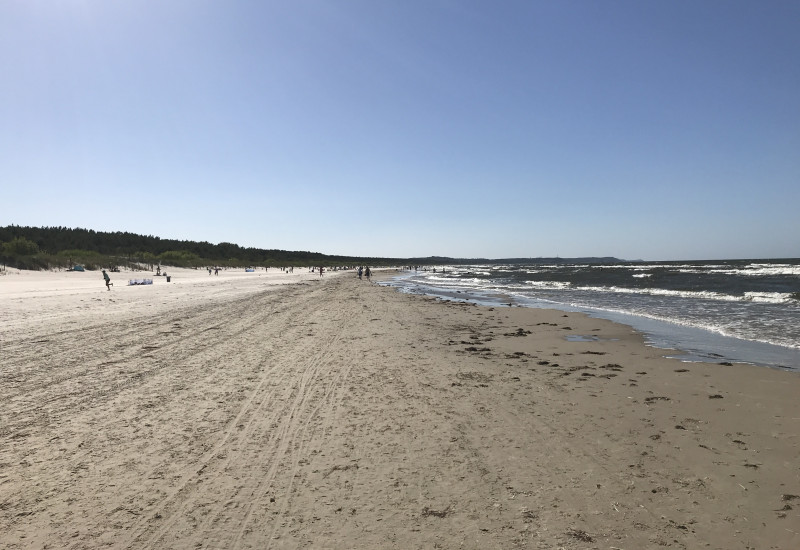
0,225,627,271
0,225,404,271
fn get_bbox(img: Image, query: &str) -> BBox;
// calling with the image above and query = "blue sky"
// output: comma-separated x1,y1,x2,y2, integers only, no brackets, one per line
2,1,798,260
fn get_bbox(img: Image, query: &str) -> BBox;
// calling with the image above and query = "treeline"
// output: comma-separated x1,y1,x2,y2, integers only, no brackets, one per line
0,225,401,271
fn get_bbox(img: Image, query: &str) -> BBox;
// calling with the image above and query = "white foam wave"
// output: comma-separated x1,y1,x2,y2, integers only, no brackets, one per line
524,280,571,289
450,268,496,278
549,262,800,278
740,264,800,277
743,291,797,304
423,276,486,287
574,285,796,304
576,286,729,300
662,265,800,277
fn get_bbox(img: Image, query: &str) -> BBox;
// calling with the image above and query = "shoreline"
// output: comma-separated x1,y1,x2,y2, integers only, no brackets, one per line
376,270,800,372
2,270,799,548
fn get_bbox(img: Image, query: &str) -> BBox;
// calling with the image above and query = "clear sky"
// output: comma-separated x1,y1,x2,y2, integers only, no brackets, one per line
2,1,798,261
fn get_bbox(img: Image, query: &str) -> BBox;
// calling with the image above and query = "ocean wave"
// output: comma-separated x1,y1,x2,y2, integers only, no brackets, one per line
672,265,800,277
573,262,800,278
445,270,492,278
590,263,725,271
573,285,797,304
576,285,729,300
420,270,799,305
740,264,800,277
524,280,571,289
424,276,484,286
743,291,799,303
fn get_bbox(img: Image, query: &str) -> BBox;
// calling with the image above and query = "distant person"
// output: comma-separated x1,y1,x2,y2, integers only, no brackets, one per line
319,266,324,277
102,269,112,291
365,266,371,280
358,266,363,280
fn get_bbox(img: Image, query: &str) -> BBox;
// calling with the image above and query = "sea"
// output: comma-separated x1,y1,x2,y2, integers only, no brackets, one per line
379,259,800,372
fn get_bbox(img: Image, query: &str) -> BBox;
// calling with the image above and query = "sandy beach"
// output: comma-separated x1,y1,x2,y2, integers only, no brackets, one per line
1,267,799,549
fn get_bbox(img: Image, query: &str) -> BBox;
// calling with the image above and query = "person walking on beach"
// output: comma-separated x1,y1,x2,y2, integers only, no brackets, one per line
102,269,113,291
365,266,371,281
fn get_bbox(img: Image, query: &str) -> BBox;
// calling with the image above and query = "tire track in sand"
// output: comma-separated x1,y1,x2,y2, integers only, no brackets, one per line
112,288,309,549
118,282,355,549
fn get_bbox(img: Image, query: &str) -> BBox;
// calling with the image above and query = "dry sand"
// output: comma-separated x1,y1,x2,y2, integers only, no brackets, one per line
1,267,799,549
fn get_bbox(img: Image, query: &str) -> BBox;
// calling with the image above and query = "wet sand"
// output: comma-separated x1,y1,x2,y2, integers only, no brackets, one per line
1,268,799,548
